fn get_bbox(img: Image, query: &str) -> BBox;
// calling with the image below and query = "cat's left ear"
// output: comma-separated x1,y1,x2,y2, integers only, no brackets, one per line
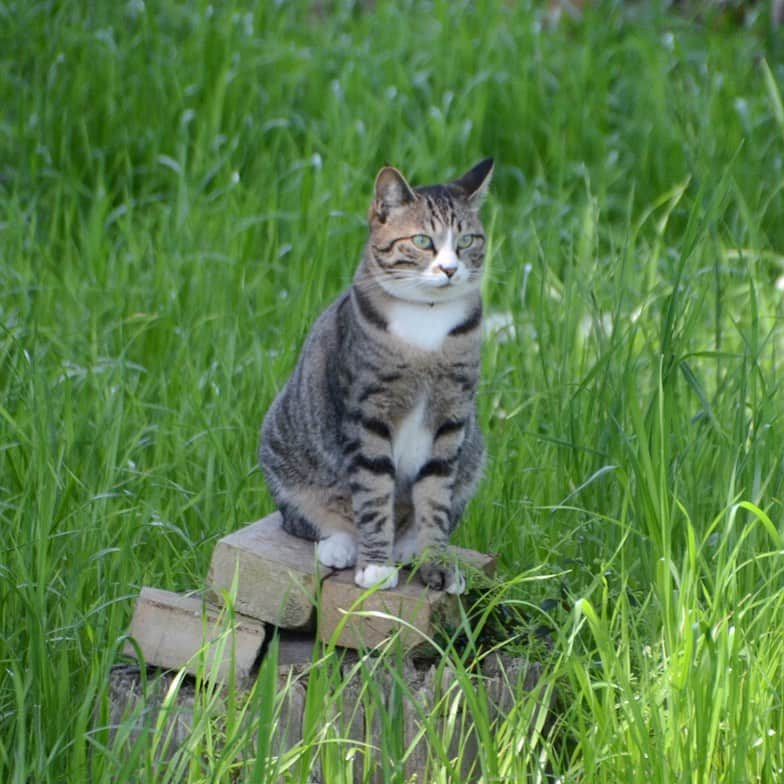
451,158,494,210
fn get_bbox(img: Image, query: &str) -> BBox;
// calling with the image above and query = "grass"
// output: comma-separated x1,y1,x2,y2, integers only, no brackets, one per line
1,0,784,780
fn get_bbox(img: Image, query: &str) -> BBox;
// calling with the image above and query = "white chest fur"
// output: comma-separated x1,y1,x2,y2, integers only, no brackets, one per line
392,397,430,479
387,298,469,352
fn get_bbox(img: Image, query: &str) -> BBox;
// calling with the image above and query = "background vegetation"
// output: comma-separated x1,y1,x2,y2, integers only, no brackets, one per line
1,0,783,780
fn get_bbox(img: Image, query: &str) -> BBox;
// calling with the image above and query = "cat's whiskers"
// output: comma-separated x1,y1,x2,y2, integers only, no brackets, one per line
355,267,483,290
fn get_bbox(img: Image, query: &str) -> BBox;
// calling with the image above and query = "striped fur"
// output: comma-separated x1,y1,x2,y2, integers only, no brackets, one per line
260,159,493,592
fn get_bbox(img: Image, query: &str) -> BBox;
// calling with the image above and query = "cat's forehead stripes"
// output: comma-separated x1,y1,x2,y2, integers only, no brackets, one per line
415,185,461,228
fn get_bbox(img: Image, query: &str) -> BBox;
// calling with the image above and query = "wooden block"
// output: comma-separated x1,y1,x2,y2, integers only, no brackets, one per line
123,587,265,685
318,547,495,651
207,512,331,629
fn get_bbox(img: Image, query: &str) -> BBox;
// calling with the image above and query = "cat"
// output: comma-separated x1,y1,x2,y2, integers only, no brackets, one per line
259,158,493,593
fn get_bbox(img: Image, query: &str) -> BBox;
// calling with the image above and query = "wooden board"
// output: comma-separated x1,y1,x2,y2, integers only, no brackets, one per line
123,587,266,685
318,548,496,651
207,512,331,629
209,511,495,646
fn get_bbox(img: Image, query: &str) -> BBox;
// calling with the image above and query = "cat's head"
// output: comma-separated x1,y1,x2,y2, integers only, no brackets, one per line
364,159,493,304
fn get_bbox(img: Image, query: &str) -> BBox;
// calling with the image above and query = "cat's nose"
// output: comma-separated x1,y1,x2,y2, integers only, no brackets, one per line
437,264,456,279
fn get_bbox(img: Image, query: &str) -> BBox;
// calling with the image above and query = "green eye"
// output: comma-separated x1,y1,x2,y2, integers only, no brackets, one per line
411,234,433,250
457,234,475,249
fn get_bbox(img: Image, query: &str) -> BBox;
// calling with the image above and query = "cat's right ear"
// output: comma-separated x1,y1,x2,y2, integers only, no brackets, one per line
372,166,416,222
452,157,494,210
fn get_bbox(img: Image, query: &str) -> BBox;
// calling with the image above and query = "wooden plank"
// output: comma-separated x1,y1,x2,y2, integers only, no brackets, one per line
318,548,496,651
318,568,438,650
122,587,265,685
207,512,331,629
208,510,495,642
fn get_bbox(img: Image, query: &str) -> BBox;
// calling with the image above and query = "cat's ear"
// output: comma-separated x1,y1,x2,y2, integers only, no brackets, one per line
372,166,416,222
452,158,494,210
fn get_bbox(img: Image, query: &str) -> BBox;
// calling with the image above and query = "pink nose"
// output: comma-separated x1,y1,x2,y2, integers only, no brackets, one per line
438,265,456,279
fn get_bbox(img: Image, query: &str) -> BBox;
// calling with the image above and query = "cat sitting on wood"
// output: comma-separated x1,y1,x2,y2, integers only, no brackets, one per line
260,159,493,593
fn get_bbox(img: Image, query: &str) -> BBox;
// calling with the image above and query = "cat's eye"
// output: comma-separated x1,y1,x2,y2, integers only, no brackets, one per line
457,234,475,249
411,234,434,250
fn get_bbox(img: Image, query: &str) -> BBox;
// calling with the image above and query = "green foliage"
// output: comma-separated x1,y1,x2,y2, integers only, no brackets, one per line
1,0,783,781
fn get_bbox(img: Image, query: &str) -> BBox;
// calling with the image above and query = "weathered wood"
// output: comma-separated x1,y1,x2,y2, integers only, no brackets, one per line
209,511,495,644
318,549,496,651
106,649,548,784
318,568,446,650
107,665,197,764
207,512,331,629
106,664,317,782
209,512,495,641
123,587,265,685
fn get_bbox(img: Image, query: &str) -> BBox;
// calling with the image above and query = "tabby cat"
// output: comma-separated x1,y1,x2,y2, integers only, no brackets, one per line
260,158,493,593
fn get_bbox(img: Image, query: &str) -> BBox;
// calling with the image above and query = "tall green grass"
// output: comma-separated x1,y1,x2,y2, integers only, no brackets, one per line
2,0,784,780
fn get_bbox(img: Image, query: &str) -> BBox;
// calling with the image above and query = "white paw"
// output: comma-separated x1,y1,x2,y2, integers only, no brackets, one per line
354,564,398,590
444,568,466,595
316,533,357,569
393,529,419,564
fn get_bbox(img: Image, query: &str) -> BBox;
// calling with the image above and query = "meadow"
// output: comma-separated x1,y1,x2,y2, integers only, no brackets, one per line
2,0,784,781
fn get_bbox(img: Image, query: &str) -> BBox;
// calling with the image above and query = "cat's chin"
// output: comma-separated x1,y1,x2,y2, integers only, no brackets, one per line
381,282,478,306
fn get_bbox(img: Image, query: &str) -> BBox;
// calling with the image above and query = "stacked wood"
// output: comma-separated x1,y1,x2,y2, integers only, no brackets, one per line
115,511,539,782
123,512,496,685
206,512,495,648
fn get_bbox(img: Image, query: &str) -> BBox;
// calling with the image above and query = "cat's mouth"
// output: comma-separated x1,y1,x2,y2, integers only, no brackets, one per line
376,271,478,304
425,273,464,291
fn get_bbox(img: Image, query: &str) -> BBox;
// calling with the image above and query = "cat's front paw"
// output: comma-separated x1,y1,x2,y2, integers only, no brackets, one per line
419,562,466,594
316,533,357,569
354,564,398,590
